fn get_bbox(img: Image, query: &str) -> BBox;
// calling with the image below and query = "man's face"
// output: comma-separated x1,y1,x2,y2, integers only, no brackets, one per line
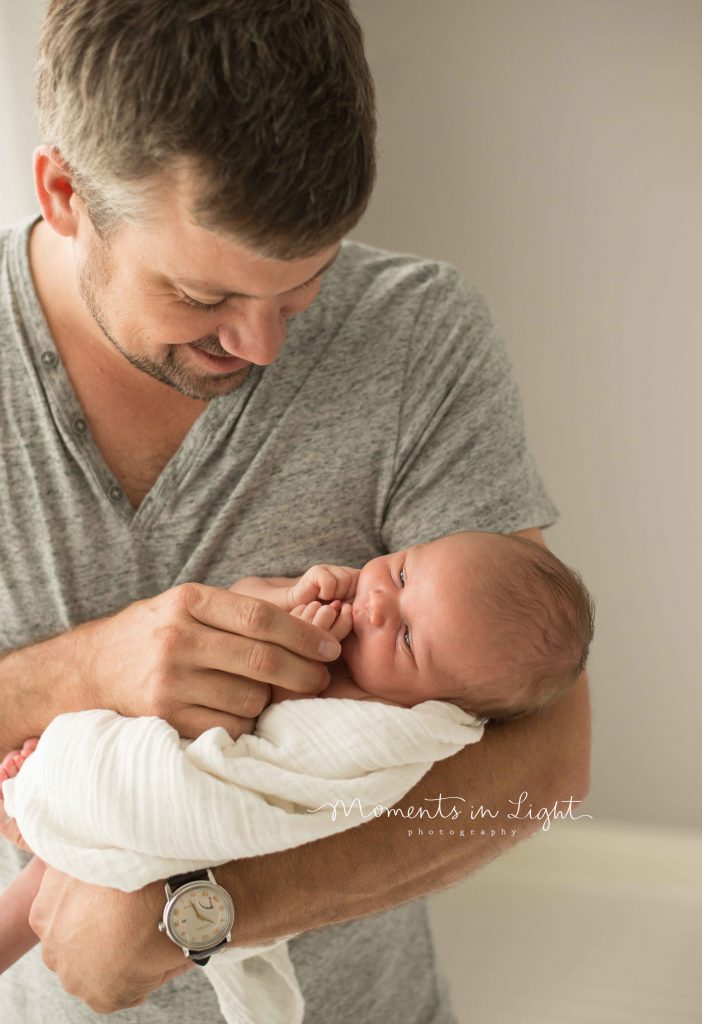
72,175,341,400
340,534,500,707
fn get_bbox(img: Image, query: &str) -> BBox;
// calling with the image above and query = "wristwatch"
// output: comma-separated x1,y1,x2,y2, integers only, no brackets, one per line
158,868,235,966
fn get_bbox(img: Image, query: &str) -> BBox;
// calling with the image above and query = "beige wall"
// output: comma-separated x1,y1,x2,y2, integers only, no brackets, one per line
2,2,699,832
351,0,702,832
0,2,42,223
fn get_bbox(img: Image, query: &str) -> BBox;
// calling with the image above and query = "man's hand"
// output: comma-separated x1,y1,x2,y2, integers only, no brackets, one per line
29,866,193,1014
81,583,341,740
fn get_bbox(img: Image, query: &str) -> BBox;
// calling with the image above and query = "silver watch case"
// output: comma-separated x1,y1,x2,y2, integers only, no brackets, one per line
158,868,235,959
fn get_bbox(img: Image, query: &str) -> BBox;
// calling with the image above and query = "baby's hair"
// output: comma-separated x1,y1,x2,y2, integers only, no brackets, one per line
450,534,595,724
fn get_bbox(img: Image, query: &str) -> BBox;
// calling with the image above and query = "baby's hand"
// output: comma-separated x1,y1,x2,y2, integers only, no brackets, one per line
290,600,353,642
285,565,359,611
0,738,39,853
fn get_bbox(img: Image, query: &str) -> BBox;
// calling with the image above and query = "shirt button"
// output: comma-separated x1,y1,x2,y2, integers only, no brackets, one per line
72,417,87,436
40,350,58,368
108,485,123,502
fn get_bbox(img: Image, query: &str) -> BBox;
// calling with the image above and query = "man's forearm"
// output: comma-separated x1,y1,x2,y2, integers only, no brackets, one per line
0,620,99,757
215,671,591,946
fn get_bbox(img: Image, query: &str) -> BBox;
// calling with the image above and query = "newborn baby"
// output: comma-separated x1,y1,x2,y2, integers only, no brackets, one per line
235,529,594,722
0,529,594,975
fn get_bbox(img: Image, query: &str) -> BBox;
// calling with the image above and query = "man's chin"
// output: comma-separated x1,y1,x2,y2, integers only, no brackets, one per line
173,365,252,400
121,348,253,400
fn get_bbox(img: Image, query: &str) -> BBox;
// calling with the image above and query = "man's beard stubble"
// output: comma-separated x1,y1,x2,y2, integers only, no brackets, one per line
76,243,252,401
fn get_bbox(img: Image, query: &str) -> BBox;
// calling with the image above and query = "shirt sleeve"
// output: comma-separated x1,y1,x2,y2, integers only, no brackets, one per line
381,262,558,552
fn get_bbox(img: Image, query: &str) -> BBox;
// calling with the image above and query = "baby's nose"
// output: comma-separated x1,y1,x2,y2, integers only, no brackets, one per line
368,589,392,628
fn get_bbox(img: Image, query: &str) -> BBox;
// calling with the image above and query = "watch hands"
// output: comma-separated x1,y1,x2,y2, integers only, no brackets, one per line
188,898,216,925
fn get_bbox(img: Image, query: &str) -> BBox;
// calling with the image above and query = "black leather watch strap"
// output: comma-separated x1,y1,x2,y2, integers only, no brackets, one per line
166,868,210,891
189,938,228,967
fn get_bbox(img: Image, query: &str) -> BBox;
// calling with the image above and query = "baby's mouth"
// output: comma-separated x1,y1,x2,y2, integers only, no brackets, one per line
350,599,366,633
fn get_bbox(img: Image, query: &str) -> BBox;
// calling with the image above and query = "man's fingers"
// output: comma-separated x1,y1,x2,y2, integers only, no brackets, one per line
174,705,259,741
181,618,337,696
175,584,341,664
173,668,271,720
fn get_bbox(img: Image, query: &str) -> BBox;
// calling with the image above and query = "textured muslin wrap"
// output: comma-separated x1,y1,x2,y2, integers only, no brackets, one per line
3,698,485,1024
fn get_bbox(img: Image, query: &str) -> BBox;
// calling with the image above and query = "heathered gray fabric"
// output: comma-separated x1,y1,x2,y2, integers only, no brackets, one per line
0,215,557,1023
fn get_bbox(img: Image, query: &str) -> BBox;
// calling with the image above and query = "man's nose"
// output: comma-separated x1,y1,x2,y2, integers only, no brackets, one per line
217,306,288,365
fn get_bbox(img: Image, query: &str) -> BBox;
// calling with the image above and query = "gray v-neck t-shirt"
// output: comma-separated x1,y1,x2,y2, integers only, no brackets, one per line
0,215,557,1023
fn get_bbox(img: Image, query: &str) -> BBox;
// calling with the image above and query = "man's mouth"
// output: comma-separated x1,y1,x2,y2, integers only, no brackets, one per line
188,344,249,373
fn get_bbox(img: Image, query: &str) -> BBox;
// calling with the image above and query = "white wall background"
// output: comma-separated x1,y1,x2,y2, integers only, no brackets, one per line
1,0,699,832
0,1,42,222
351,0,702,833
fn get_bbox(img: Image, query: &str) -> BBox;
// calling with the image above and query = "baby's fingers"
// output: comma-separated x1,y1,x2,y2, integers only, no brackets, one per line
328,601,353,641
291,601,322,622
290,602,341,634
310,604,340,632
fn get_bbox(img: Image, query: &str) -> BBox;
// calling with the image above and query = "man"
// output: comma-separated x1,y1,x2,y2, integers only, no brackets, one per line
0,1,590,1020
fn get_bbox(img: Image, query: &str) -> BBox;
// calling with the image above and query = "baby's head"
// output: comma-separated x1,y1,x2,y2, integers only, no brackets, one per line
340,531,595,722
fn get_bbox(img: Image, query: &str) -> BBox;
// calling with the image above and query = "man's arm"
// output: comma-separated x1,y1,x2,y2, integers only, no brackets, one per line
28,656,589,1011
218,666,590,943
27,528,590,1011
0,624,94,758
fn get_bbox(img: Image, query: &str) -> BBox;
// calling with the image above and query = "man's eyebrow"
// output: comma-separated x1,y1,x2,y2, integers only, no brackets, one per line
174,246,341,299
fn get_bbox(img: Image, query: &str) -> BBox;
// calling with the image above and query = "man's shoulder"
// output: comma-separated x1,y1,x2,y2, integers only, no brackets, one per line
336,236,464,294
0,215,36,253
0,220,18,273
322,239,496,352
0,215,37,295
320,237,485,336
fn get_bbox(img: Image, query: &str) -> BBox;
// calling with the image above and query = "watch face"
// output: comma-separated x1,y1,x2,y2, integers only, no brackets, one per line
166,883,234,951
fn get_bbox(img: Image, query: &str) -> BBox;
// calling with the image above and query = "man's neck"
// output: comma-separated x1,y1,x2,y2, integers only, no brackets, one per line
30,219,114,373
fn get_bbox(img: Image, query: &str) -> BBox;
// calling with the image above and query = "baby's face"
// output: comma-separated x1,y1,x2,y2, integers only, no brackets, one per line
340,533,497,706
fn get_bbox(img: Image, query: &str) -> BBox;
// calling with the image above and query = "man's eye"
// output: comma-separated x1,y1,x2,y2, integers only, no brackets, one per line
294,278,318,294
181,293,226,312
398,567,406,587
403,625,412,650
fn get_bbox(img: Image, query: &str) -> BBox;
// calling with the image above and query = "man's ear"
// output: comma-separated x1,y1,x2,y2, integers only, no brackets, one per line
33,145,81,238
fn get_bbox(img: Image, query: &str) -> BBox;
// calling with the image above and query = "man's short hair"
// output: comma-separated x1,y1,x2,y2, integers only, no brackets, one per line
36,0,377,256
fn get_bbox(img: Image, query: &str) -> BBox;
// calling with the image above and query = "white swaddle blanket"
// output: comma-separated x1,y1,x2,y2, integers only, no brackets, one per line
3,698,485,1024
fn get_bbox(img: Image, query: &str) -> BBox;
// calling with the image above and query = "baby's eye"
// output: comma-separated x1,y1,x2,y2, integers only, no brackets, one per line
403,625,412,649
398,566,406,587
